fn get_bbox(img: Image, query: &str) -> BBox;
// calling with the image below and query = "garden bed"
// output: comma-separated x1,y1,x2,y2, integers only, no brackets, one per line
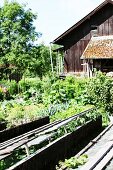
0,116,49,143
0,122,7,131
8,116,102,170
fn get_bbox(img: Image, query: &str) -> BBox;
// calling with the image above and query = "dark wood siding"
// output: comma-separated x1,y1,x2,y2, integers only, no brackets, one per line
64,34,91,72
93,59,113,72
63,4,113,73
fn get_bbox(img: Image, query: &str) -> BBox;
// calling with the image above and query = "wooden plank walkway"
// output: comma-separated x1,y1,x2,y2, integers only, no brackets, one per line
80,141,113,170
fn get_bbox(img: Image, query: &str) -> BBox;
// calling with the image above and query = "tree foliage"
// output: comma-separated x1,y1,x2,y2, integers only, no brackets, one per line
28,44,57,78
0,0,40,79
0,1,60,80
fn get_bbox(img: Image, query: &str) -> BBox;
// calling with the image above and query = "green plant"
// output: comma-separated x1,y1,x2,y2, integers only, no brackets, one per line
2,100,48,128
43,76,87,105
0,149,26,170
56,154,88,169
51,107,101,140
6,104,24,127
23,104,47,121
47,103,70,116
0,87,4,100
82,71,113,122
50,104,92,122
7,80,18,95
18,78,43,103
0,80,18,99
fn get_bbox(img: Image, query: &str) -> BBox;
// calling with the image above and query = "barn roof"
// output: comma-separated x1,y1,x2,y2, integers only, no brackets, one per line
81,35,113,59
53,0,113,44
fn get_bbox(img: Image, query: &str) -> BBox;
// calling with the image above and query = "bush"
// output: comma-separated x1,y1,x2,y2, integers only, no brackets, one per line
8,80,18,95
0,73,111,127
84,72,113,114
6,104,24,127
47,103,70,116
5,103,47,127
43,76,87,105
0,80,18,98
18,78,43,102
18,77,42,92
50,104,93,122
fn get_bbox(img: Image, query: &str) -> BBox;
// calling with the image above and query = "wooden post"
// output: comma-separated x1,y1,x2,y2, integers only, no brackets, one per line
56,52,59,75
49,43,53,73
24,144,30,156
87,60,90,78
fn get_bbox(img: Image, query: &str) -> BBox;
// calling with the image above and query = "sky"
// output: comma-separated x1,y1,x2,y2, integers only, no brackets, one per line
0,0,105,45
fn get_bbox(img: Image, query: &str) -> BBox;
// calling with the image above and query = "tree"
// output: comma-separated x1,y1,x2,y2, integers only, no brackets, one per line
27,44,57,78
0,0,40,80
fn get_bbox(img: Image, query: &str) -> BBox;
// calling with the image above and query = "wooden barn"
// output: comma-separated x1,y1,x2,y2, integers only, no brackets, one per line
53,0,113,76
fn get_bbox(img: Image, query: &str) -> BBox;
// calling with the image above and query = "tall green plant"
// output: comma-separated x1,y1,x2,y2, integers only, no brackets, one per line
84,71,113,113
43,76,87,105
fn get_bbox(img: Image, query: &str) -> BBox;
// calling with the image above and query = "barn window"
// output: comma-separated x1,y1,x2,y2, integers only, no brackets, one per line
91,25,98,37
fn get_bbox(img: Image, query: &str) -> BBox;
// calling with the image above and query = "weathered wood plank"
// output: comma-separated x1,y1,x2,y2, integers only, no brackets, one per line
93,147,113,170
80,141,113,170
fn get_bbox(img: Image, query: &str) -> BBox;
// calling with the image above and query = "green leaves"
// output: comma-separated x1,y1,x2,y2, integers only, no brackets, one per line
84,71,113,113
0,0,40,78
57,154,88,169
0,1,59,79
43,76,87,105
65,155,88,168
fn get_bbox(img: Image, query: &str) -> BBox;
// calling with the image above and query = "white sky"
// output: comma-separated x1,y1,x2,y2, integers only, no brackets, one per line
0,0,105,44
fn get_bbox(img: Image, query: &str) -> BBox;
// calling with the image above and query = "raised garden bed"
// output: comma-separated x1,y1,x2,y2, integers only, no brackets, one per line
0,122,7,131
8,116,102,170
0,116,49,143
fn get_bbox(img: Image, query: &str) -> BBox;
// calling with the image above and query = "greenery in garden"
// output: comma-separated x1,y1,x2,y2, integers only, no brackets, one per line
43,76,87,105
0,72,112,127
50,104,92,122
56,154,88,169
84,71,113,113
0,71,111,169
0,149,26,170
52,107,101,140
0,101,47,127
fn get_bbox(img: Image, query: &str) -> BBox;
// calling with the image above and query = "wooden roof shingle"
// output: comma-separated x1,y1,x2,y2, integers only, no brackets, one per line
81,35,113,59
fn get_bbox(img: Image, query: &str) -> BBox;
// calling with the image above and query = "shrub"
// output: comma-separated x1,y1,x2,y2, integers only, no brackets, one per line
50,104,93,122
4,101,47,127
23,104,47,121
0,80,18,98
19,77,42,92
47,103,70,116
8,80,18,95
18,78,43,103
43,76,87,105
6,104,24,127
84,72,113,114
